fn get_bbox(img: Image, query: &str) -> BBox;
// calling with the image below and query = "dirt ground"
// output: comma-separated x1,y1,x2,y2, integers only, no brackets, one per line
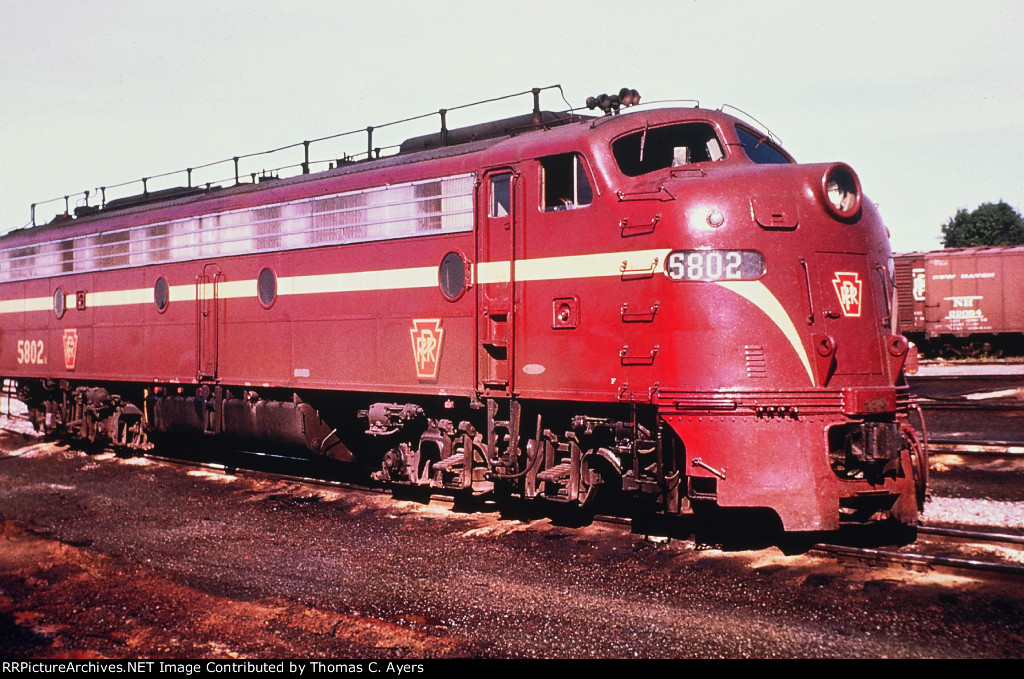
2,433,1023,659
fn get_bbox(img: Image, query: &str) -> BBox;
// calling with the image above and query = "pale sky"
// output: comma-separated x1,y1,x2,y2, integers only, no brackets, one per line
1,0,1022,254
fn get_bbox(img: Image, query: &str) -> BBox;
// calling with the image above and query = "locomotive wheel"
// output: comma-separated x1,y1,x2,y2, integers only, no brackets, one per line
577,456,598,503
578,451,619,508
901,423,928,511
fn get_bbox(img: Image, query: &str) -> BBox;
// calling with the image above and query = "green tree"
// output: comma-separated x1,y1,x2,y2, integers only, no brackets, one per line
941,201,1024,248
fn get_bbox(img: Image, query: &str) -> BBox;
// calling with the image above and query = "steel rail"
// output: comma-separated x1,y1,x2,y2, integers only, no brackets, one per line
918,524,1024,545
812,542,1024,577
927,440,1024,455
918,401,1024,411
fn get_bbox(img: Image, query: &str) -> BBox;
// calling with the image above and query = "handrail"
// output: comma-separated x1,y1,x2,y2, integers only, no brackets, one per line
26,86,569,228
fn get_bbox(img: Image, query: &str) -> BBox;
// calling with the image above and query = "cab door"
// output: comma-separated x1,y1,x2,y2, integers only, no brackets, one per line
196,263,221,381
476,168,519,396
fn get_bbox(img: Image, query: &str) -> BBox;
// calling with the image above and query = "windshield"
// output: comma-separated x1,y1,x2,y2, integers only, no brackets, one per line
736,126,793,164
612,123,725,177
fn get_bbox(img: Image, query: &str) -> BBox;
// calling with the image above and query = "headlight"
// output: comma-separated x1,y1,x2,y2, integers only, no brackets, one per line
821,163,862,219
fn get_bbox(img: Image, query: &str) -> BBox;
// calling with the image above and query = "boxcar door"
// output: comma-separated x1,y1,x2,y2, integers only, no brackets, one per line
196,263,221,381
476,168,519,396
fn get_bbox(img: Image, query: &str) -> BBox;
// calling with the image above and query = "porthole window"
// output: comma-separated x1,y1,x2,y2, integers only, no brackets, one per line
53,287,66,319
258,267,277,308
154,277,169,312
438,251,467,301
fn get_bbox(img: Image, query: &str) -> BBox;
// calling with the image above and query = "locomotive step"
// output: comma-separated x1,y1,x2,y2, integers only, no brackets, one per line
536,463,572,483
431,453,465,472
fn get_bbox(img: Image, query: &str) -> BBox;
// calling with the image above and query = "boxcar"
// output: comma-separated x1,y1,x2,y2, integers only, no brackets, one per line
896,246,1024,356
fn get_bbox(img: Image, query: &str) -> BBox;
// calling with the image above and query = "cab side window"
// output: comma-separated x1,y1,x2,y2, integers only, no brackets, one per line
490,173,512,217
540,154,593,211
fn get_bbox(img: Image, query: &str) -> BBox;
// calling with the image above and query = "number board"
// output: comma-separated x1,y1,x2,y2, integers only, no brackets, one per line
665,250,765,282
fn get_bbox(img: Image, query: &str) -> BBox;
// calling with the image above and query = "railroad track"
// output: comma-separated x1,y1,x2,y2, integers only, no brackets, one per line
907,370,1023,398
927,439,1024,455
149,446,1024,579
5,431,1023,581
127,446,1024,581
813,526,1024,578
918,399,1024,411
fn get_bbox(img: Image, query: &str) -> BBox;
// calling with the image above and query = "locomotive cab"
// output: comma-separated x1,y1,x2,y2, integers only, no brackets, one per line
585,107,923,530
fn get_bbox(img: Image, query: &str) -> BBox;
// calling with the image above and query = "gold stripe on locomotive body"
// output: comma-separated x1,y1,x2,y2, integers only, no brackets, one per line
0,87,925,534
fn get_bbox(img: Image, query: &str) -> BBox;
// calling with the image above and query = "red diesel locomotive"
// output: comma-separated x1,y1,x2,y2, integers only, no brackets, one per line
0,87,926,532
